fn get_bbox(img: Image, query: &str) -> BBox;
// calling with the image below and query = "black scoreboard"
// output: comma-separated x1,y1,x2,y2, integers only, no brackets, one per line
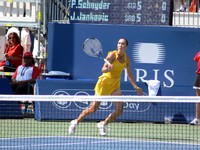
70,0,173,25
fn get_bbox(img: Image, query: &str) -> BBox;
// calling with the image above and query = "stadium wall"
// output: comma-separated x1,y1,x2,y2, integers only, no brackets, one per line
35,79,194,123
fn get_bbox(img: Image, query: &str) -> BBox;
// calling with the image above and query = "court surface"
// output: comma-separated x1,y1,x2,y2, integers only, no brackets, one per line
1,136,200,150
1,119,200,150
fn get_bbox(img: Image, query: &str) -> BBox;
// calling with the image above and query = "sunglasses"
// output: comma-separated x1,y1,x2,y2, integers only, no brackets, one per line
8,37,15,40
23,57,32,59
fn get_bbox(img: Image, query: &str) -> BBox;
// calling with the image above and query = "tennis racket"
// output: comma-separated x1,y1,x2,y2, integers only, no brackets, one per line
83,38,111,65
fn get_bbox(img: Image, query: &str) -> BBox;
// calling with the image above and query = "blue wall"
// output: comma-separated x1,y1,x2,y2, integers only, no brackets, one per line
0,78,23,118
35,80,194,123
47,23,200,96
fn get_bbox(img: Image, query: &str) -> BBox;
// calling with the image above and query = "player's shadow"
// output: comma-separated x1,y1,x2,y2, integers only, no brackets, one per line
171,113,188,124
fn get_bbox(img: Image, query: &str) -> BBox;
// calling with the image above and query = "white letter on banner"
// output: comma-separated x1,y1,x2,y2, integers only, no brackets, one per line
135,68,147,82
71,0,77,7
124,69,128,81
153,69,159,80
163,70,174,88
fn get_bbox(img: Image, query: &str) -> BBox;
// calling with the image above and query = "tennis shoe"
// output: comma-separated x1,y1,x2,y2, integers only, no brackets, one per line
97,121,107,136
190,118,200,125
68,120,78,134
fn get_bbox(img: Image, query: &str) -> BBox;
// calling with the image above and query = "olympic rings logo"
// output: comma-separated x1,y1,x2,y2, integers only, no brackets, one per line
51,89,151,112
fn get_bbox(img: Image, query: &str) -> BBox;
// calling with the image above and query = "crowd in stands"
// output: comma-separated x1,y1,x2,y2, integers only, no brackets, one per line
176,0,199,12
0,27,41,115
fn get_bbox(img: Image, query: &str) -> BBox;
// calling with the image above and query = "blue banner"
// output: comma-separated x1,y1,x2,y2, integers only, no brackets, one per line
47,23,200,96
35,79,195,123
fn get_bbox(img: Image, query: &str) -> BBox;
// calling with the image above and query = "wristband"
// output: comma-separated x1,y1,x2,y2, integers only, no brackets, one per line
134,86,140,90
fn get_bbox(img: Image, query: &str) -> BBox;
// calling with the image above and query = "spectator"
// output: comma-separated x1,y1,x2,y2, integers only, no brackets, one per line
6,27,20,38
0,32,23,72
21,27,32,53
11,52,40,114
10,52,41,94
6,27,32,53
176,0,186,12
189,0,198,12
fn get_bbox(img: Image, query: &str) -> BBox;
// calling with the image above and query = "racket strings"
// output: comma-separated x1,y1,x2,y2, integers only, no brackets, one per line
83,38,103,59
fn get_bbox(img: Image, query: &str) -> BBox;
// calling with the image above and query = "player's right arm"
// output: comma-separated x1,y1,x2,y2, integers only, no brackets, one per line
102,51,115,73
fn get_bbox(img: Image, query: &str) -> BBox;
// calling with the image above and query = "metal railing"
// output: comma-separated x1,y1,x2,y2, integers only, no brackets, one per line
45,0,70,25
172,0,200,27
0,0,42,28
173,12,200,27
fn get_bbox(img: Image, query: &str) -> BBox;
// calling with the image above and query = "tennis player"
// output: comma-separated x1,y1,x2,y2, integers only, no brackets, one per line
191,51,200,125
69,38,144,136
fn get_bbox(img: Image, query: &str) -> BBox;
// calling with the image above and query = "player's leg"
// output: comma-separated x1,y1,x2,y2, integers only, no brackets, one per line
77,101,101,122
104,101,123,125
97,89,123,136
104,88,123,125
196,89,200,121
68,101,101,134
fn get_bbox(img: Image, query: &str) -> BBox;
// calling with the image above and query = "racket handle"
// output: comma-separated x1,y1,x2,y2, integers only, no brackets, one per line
104,59,111,65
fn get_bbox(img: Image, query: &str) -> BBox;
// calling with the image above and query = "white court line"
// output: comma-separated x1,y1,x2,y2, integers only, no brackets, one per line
0,136,200,149
0,141,122,149
0,136,132,149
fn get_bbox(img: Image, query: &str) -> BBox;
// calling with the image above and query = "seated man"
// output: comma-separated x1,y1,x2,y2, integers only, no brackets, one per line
10,52,41,94
10,52,41,114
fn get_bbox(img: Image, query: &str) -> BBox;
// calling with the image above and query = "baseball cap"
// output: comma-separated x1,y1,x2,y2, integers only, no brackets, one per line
23,52,33,58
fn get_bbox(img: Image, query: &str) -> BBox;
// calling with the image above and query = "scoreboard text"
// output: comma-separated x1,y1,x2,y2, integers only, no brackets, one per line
70,0,173,25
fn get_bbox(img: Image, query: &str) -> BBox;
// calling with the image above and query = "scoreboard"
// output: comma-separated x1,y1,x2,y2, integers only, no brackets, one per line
70,0,173,25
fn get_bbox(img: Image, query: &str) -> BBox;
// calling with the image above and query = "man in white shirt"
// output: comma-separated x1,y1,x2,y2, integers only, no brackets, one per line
21,28,31,53
10,52,40,94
